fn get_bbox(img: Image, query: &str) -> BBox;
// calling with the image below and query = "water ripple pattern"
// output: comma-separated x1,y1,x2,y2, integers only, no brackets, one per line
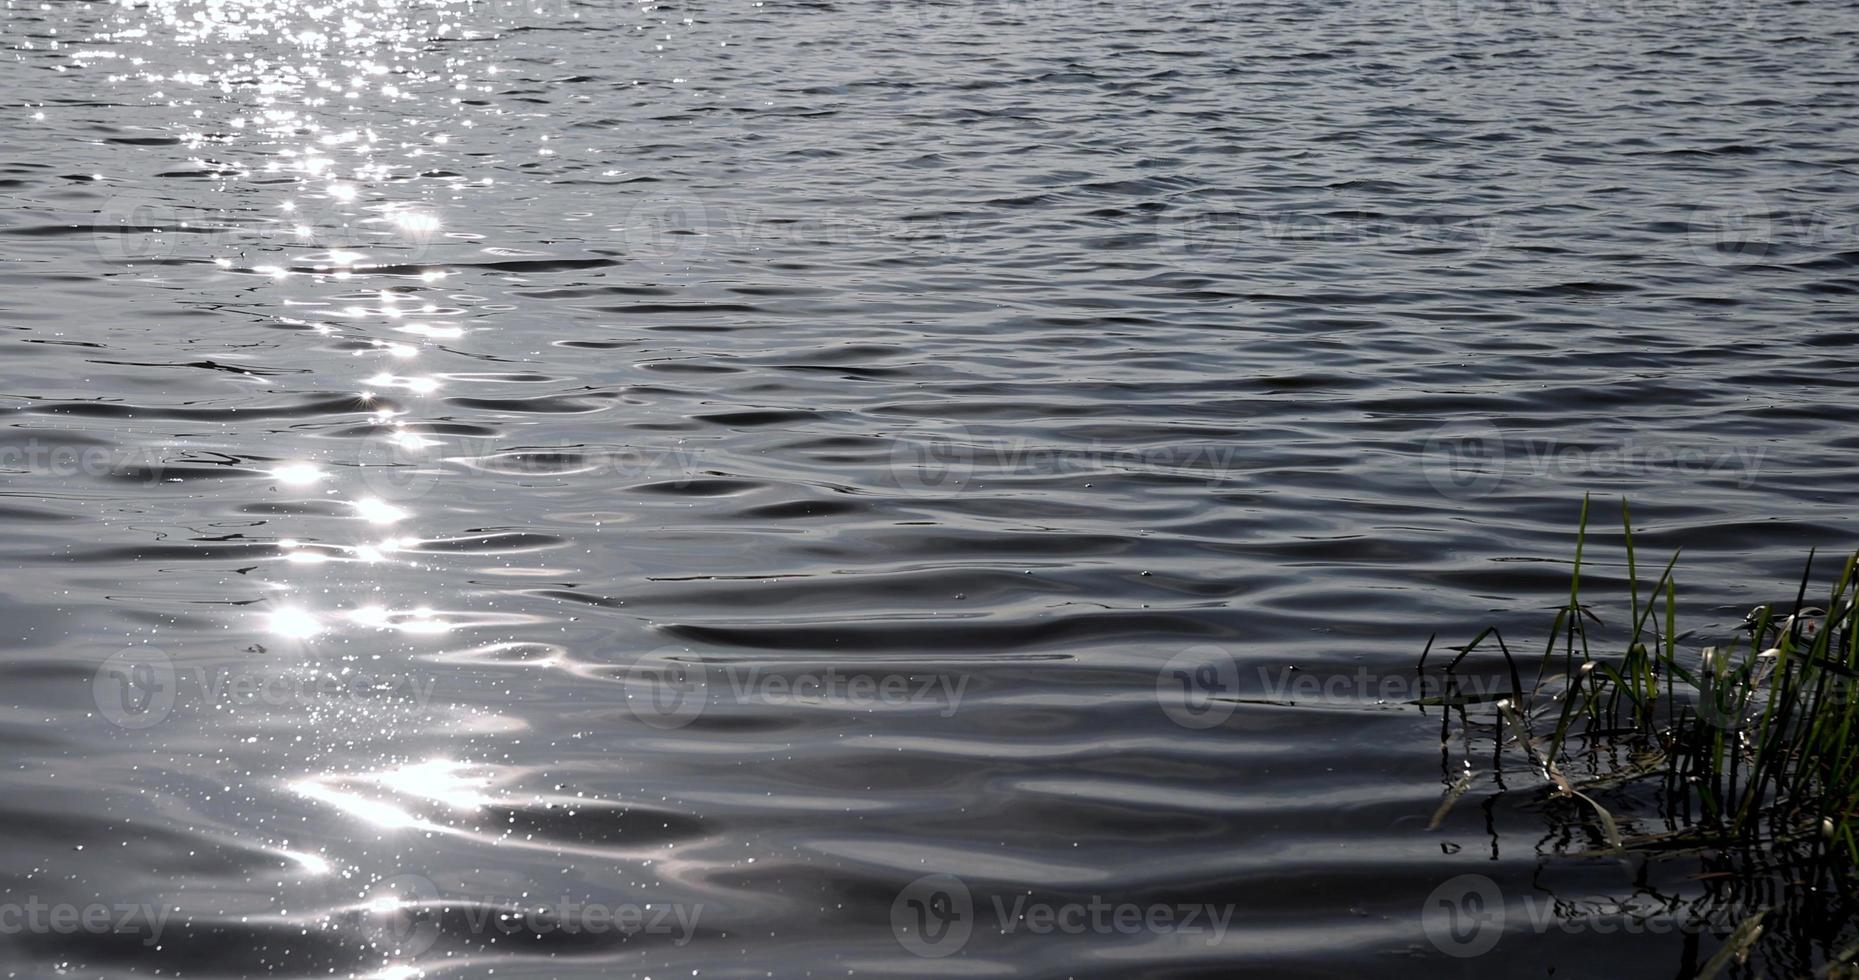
0,0,1855,976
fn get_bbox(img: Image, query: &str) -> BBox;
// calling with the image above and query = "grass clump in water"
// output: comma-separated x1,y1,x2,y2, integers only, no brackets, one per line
1420,496,1859,975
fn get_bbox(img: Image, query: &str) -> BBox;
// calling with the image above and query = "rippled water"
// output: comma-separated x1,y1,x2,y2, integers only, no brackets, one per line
3,0,1857,976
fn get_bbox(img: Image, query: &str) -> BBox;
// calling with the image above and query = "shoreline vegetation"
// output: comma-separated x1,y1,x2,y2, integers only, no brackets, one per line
1419,496,1859,977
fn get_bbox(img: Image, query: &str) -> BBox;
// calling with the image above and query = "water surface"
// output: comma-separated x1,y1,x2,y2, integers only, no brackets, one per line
2,0,1857,976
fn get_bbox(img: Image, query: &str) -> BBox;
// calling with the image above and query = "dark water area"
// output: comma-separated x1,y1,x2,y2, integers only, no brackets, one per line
2,0,1857,976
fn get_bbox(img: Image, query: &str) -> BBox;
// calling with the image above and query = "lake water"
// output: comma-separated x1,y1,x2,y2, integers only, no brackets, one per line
2,0,1856,976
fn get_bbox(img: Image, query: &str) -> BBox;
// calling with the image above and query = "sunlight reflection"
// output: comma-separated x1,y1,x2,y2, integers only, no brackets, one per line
352,497,410,524
292,760,494,832
287,850,332,877
373,759,494,809
397,323,463,339
352,542,388,563
266,606,324,639
387,429,443,450
347,604,452,634
291,779,418,830
364,371,441,394
270,462,326,485
390,211,441,235
279,537,393,565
